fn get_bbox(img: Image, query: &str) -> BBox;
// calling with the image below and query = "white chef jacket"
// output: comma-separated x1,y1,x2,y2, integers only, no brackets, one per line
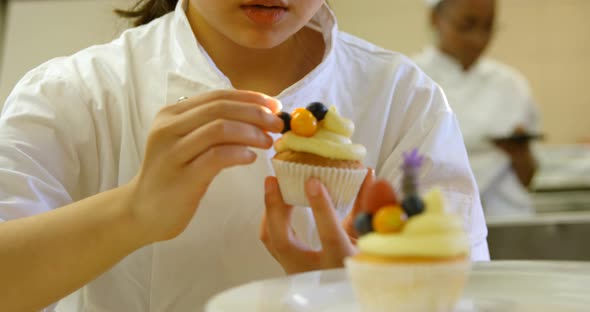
414,47,540,217
0,1,489,311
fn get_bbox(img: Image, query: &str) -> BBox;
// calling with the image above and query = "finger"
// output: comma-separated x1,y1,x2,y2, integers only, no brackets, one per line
513,125,526,134
264,177,298,256
259,212,278,259
171,89,281,114
361,179,398,213
172,100,284,135
174,119,273,165
186,145,257,196
305,178,354,256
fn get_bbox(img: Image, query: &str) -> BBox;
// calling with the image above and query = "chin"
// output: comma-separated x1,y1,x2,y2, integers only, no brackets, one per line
461,53,480,66
234,29,292,49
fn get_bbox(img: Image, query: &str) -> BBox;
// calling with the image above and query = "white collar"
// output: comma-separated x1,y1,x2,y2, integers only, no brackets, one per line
424,46,483,77
169,0,339,100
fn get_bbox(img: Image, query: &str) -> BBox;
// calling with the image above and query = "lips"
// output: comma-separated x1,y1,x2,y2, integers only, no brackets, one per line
241,0,288,9
241,0,288,26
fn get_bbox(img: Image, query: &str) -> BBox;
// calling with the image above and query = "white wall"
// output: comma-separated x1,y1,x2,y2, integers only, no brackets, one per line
0,0,133,103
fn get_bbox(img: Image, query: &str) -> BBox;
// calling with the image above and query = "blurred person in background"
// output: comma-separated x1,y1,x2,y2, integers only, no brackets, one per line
414,0,542,217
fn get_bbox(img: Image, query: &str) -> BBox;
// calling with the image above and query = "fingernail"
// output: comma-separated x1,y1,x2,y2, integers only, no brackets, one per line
262,95,282,113
264,112,282,131
261,106,273,114
247,150,257,162
307,178,320,197
271,116,284,132
275,99,283,112
270,98,283,112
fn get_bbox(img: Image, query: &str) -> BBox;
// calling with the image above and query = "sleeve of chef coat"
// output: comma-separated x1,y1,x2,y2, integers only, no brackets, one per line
0,64,95,223
376,64,490,261
523,94,541,134
457,67,540,197
509,71,543,182
511,68,541,134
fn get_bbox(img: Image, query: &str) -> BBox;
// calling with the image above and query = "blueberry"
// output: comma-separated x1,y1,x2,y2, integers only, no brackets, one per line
306,102,328,121
277,112,291,133
402,195,425,217
354,212,374,236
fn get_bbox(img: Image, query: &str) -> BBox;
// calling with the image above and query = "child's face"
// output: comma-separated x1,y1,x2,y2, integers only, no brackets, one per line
190,0,325,49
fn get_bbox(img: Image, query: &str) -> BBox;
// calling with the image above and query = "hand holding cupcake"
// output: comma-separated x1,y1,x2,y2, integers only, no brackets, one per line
260,102,370,274
272,102,368,211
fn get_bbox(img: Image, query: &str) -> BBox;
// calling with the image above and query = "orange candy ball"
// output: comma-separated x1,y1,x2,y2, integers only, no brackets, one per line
372,205,407,234
290,109,318,137
292,107,307,114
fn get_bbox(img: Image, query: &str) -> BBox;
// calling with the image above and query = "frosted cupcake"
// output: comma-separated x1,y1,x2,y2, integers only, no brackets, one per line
345,150,471,312
272,102,367,211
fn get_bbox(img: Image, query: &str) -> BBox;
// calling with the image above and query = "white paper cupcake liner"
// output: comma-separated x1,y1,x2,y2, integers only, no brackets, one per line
345,257,471,312
271,159,368,212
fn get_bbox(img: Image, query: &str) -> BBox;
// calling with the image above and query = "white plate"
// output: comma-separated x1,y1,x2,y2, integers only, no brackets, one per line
206,261,590,312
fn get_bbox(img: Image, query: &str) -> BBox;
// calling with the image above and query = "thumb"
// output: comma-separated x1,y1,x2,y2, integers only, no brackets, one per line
305,178,354,256
264,176,295,249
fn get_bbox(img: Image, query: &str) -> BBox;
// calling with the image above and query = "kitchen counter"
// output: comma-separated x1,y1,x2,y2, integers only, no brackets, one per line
487,211,590,261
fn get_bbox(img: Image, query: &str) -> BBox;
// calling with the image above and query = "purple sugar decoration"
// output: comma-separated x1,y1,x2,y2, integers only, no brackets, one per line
402,148,424,169
401,148,424,196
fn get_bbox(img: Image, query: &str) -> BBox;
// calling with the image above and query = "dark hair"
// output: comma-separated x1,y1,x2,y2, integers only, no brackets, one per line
115,0,179,27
